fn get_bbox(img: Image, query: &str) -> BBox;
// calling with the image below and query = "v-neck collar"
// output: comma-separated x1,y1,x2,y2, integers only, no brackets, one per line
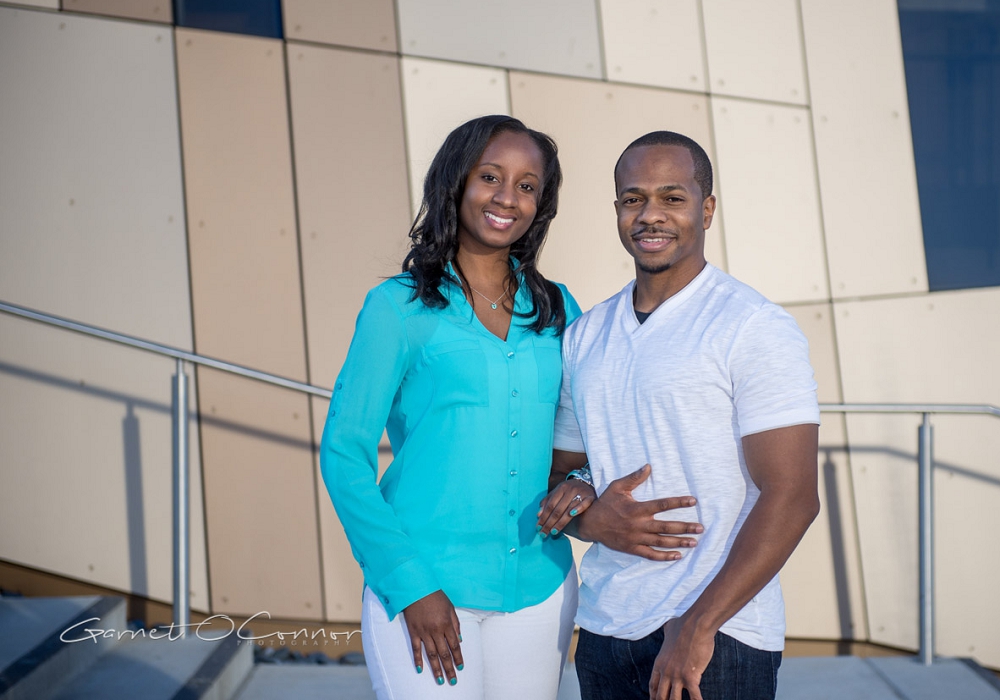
625,263,716,332
444,259,529,344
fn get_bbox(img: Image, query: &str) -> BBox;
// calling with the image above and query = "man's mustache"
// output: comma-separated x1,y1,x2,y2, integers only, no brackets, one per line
631,226,676,238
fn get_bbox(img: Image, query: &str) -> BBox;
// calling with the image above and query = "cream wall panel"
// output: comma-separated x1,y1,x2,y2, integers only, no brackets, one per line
401,57,509,220
283,0,397,52
781,304,867,641
801,0,927,299
712,98,828,304
600,0,706,92
289,45,410,388
835,289,1000,666
176,27,306,379
62,0,171,23
702,0,807,105
396,0,601,79
0,316,209,609
510,73,726,311
198,370,322,620
0,6,191,348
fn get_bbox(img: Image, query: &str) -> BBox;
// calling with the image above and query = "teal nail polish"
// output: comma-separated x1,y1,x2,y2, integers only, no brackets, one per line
416,665,422,674
569,509,578,516
436,676,445,685
457,663,464,671
459,634,463,642
535,525,542,532
449,678,457,686
550,528,558,535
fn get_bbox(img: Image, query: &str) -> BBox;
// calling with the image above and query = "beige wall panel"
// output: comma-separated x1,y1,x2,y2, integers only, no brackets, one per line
287,45,411,620
5,0,58,8
396,0,601,79
712,98,828,304
835,289,1000,665
0,6,191,348
309,399,397,621
510,73,726,311
401,57,509,220
801,0,927,299
62,0,170,22
175,28,306,380
0,316,209,609
702,0,807,105
283,0,397,52
289,45,411,388
781,304,867,641
600,0,706,92
198,369,322,620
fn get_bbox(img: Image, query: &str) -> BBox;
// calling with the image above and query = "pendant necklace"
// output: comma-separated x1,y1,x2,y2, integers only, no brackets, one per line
468,278,510,310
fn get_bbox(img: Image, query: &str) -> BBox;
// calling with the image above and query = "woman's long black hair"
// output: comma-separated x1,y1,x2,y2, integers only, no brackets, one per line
402,115,567,335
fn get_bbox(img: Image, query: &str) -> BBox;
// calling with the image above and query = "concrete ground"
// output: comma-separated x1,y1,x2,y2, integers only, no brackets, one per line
232,656,1000,700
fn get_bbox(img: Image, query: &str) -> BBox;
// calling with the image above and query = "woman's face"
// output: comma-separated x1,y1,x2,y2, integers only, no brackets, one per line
456,131,545,255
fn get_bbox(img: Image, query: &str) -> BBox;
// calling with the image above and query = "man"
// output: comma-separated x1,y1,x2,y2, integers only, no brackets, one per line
546,131,820,700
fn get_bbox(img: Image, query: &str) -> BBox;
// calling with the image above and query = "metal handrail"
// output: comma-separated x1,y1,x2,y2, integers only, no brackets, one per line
1,298,333,636
2,298,999,660
0,300,332,398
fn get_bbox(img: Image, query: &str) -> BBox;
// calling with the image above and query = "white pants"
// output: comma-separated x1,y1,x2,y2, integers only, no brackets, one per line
361,568,578,700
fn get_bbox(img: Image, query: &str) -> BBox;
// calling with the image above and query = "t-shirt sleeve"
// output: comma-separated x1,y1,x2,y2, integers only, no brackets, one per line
729,304,820,437
319,284,441,619
553,321,586,453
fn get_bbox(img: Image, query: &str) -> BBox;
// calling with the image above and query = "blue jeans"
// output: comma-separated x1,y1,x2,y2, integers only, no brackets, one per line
575,626,781,700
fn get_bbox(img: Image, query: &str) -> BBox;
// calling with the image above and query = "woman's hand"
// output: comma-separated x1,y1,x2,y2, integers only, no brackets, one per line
402,590,464,686
537,479,596,538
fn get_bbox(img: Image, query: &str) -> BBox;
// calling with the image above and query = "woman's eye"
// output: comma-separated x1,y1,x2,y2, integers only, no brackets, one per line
482,174,498,183
519,183,535,192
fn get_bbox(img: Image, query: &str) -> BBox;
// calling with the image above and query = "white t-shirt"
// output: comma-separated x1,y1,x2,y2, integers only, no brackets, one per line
554,264,819,651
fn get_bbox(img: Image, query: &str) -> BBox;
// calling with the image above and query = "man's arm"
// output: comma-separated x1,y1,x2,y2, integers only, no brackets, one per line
649,423,820,700
541,450,704,560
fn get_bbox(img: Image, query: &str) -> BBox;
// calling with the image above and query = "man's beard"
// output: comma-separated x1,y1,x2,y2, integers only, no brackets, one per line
637,259,674,275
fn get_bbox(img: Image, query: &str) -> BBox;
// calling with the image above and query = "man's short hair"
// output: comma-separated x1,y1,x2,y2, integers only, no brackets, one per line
614,131,714,200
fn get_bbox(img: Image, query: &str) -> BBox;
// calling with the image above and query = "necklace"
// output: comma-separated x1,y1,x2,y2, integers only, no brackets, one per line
468,278,510,310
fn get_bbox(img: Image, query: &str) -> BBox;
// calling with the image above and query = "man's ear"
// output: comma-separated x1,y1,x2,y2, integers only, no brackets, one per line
702,195,717,230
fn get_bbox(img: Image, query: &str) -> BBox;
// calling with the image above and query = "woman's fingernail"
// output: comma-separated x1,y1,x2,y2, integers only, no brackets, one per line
535,525,542,532
437,676,444,685
459,634,463,642
449,678,457,686
416,665,422,674
569,509,578,516
457,663,464,671
550,528,558,535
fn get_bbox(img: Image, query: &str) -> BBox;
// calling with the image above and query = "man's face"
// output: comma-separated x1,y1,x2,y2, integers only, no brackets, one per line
614,144,716,277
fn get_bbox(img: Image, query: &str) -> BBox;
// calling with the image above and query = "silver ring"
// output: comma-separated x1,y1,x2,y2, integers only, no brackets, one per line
571,494,583,503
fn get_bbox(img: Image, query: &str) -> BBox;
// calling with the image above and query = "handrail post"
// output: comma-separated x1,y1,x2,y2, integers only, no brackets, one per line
172,358,190,637
918,413,934,665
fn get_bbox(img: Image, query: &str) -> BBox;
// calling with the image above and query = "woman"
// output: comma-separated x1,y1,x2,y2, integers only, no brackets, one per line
320,115,594,699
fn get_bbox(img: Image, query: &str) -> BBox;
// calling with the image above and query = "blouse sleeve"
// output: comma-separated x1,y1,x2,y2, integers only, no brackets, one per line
319,284,441,619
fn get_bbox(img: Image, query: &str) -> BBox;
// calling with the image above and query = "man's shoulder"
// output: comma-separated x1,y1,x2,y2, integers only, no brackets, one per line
565,283,631,341
700,265,796,329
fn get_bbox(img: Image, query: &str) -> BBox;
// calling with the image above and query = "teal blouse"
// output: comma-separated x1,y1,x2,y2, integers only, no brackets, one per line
320,269,581,620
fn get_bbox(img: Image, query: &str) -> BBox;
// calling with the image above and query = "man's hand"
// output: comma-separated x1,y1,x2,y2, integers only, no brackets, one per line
401,590,463,686
649,616,715,700
576,464,703,561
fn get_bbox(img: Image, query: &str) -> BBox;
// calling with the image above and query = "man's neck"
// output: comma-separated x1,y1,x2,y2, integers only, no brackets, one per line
633,259,707,313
